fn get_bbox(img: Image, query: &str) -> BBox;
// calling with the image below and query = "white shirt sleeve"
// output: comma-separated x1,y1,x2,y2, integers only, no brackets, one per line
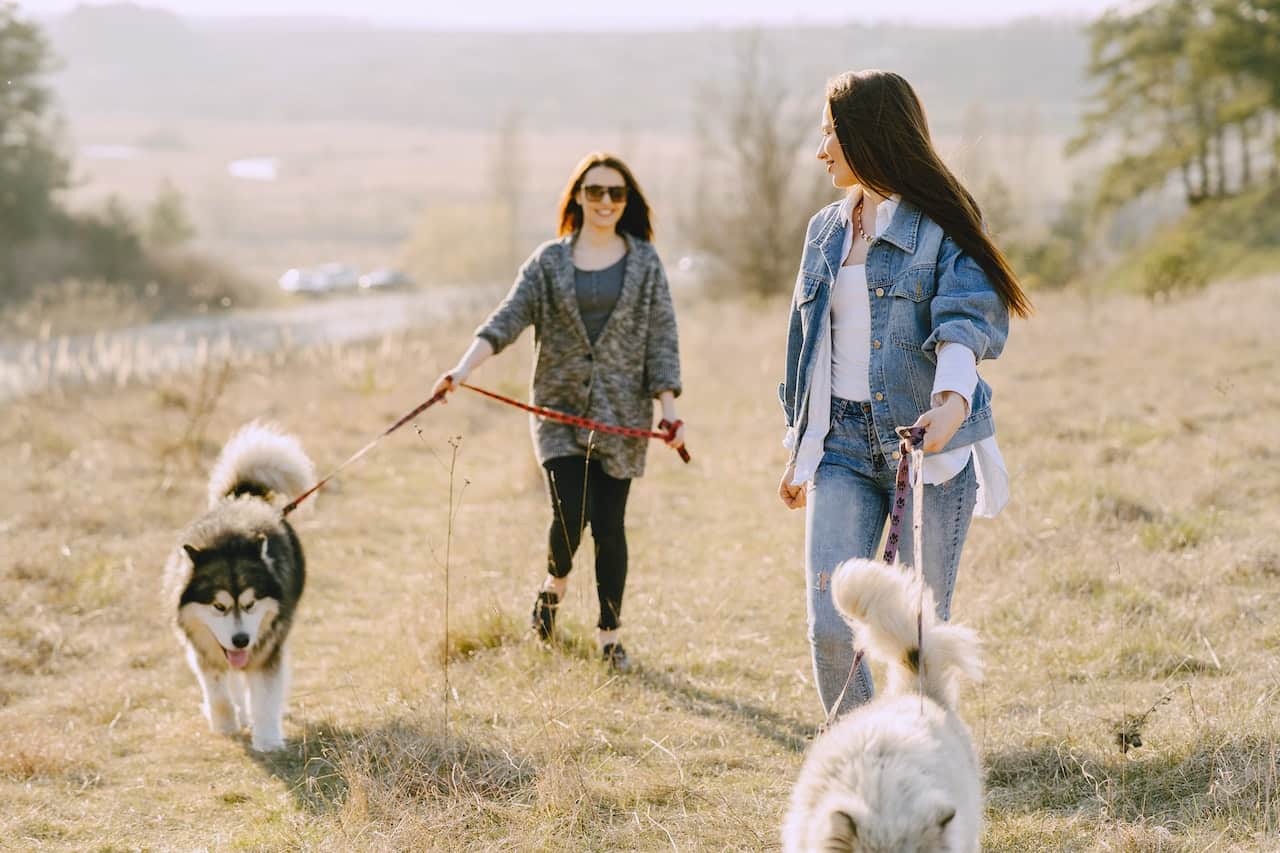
931,341,977,416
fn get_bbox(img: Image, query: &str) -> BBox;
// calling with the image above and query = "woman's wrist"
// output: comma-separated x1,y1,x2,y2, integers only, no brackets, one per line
657,391,678,422
451,338,494,385
935,390,965,411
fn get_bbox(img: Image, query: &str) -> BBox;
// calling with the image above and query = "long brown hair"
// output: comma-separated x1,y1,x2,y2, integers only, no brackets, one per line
827,70,1032,318
556,152,653,241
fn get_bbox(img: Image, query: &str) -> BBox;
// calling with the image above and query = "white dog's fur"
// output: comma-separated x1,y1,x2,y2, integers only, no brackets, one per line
783,558,984,853
205,423,315,512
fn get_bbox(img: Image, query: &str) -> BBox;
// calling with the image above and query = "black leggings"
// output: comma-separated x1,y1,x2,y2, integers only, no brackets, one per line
543,455,633,631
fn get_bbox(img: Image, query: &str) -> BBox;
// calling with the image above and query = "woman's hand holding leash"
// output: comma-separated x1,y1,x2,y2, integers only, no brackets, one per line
431,370,461,399
661,420,686,450
909,391,966,453
657,390,690,462
433,338,494,402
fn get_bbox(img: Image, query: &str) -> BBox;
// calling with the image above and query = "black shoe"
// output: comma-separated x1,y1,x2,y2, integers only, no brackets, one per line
531,589,559,642
602,642,630,672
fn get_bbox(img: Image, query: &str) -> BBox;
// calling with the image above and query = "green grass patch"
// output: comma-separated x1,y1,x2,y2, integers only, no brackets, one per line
1104,185,1280,297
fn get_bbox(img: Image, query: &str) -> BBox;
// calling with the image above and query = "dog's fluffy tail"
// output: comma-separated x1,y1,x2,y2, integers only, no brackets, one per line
830,558,982,710
206,421,315,510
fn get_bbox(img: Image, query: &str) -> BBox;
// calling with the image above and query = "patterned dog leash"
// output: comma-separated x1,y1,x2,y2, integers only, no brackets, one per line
281,381,690,516
883,425,927,565
823,425,927,730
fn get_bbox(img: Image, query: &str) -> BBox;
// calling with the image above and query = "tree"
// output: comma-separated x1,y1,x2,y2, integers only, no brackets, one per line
490,109,527,274
1071,2,1204,207
1071,0,1278,211
0,3,69,250
1209,0,1280,106
685,33,833,296
1207,0,1280,181
145,180,197,249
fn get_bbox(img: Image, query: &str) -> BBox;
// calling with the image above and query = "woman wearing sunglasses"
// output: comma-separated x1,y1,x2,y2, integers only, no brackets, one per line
778,70,1033,721
433,152,684,671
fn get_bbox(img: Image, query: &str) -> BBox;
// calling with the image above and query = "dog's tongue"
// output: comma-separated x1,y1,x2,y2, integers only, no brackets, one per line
225,648,251,669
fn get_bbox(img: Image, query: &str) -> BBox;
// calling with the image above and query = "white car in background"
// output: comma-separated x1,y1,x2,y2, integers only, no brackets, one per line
358,268,414,291
278,263,361,296
278,267,327,295
314,263,360,291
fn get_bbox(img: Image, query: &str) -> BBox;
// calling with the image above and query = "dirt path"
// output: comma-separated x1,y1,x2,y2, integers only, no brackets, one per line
0,287,490,402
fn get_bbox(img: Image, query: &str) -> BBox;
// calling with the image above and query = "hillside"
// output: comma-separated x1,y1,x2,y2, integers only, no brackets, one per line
45,4,1089,135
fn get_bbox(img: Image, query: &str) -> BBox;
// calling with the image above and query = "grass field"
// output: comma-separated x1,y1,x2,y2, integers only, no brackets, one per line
2,278,1279,851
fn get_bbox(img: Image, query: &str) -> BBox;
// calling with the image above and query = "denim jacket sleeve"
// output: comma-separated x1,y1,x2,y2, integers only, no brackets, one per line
922,235,1009,362
780,296,802,430
778,208,830,432
475,250,542,354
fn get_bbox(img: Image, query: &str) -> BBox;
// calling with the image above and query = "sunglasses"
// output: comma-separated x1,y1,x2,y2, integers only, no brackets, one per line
582,184,628,203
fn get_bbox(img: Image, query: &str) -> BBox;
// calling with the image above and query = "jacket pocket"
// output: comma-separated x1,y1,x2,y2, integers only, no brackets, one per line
888,269,937,303
796,271,824,305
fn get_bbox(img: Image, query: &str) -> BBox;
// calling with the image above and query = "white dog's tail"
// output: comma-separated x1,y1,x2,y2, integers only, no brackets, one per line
831,558,982,710
206,421,315,510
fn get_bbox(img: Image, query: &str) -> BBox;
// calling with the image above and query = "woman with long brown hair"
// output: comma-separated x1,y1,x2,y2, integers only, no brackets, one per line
433,152,684,671
777,70,1032,720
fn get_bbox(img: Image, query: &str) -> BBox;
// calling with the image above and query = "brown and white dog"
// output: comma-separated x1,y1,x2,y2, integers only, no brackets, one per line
163,422,312,752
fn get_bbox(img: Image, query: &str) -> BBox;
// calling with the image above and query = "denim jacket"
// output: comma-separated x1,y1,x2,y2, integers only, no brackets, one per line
779,195,1009,462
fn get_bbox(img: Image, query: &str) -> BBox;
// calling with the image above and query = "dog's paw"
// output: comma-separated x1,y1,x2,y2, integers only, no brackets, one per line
250,730,286,752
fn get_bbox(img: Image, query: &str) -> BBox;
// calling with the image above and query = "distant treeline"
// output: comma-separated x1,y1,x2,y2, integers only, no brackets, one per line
1073,0,1280,209
0,4,254,321
44,4,1089,135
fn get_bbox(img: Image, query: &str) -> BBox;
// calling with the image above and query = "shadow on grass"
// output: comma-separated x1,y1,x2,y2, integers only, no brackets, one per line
634,667,814,754
985,734,1280,828
247,718,539,816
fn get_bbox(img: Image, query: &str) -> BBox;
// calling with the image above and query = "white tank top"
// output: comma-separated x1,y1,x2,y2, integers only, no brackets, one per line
830,262,871,401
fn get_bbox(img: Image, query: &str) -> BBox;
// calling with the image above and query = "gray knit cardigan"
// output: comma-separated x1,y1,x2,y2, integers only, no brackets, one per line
475,233,682,479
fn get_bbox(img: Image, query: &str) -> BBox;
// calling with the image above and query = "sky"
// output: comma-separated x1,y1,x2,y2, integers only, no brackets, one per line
20,0,1120,28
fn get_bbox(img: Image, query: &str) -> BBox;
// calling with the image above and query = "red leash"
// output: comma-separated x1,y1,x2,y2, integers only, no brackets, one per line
459,381,691,464
281,389,449,515
281,382,689,516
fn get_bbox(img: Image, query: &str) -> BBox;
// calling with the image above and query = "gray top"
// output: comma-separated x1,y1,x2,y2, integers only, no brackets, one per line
574,255,626,344
474,234,681,479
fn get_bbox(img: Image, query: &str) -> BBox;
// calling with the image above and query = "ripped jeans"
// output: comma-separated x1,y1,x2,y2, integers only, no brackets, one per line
804,397,977,720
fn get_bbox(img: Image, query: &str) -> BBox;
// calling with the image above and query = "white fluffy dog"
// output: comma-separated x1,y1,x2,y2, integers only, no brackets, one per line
783,558,984,853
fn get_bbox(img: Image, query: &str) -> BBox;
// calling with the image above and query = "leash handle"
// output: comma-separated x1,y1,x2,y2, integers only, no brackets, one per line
658,419,691,464
881,425,926,565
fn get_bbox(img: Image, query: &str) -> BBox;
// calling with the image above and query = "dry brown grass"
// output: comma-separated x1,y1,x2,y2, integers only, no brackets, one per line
2,278,1279,850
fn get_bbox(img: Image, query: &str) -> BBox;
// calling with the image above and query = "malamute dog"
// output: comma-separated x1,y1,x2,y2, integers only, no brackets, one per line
783,559,984,853
163,422,314,752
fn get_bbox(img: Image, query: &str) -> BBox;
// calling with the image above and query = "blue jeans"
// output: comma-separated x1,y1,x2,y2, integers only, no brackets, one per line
805,397,977,719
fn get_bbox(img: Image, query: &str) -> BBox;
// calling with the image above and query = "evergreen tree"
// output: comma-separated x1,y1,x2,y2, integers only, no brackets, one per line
0,3,69,250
